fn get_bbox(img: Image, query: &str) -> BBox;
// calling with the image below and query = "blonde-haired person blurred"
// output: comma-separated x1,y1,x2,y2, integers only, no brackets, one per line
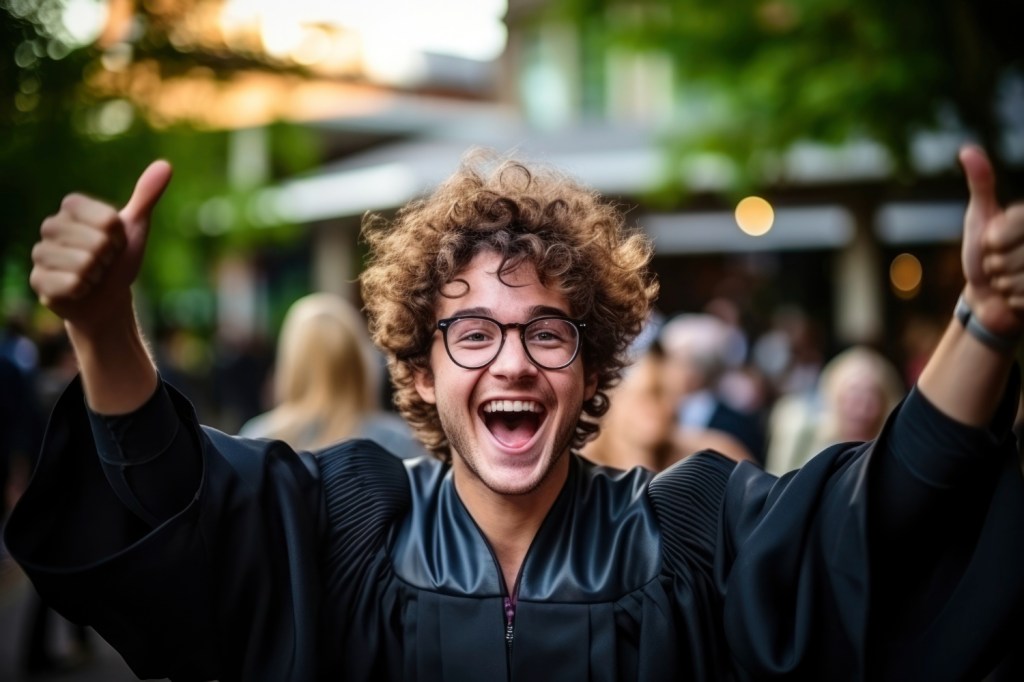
240,292,426,458
766,345,905,475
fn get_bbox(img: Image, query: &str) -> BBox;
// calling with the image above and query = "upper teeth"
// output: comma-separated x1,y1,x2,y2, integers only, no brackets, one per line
483,400,541,413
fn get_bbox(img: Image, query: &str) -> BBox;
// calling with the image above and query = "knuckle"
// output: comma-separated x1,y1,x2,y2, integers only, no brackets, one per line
88,202,122,229
96,208,121,232
30,267,69,301
60,193,98,219
59,272,83,297
73,253,97,278
64,272,84,295
40,214,61,237
28,267,44,293
60,193,120,230
60,193,82,212
986,226,1010,250
1007,204,1024,223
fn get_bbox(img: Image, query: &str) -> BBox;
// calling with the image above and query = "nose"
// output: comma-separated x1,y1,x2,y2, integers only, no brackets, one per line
488,329,538,378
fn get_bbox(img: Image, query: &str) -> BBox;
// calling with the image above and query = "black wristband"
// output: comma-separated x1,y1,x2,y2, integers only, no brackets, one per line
954,294,1020,352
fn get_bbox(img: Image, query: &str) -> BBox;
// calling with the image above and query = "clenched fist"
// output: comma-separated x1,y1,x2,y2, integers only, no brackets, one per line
29,160,173,332
959,146,1024,340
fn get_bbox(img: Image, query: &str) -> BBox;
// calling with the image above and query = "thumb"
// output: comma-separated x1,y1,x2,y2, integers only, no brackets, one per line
959,145,1000,223
119,159,173,228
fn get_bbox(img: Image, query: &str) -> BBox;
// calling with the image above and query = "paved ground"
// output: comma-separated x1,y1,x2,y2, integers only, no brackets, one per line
0,553,148,682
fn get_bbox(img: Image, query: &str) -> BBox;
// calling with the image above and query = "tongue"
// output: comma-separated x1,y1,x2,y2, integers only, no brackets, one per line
489,413,538,449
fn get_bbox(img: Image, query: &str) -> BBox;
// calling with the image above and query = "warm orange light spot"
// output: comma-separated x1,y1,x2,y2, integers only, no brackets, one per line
735,196,774,236
890,253,922,299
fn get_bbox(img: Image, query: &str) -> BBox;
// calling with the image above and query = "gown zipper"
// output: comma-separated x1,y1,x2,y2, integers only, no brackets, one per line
504,595,515,657
503,573,521,682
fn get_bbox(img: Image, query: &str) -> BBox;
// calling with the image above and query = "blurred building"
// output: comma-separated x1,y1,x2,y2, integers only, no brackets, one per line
81,0,513,344
248,2,1012,362
81,0,1024,367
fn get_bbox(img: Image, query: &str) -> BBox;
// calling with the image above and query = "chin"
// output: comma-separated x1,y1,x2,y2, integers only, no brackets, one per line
478,460,547,496
475,448,564,497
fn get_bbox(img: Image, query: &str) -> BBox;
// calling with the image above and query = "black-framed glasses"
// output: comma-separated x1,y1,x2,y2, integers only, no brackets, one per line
437,315,586,370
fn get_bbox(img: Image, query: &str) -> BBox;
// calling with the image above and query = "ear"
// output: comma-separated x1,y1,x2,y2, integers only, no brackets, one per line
584,369,599,402
414,367,437,405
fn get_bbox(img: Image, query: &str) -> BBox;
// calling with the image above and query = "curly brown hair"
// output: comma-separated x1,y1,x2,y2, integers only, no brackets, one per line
360,149,658,462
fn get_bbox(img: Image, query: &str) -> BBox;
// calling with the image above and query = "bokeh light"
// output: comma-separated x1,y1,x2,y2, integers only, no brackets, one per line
890,253,923,299
735,196,774,236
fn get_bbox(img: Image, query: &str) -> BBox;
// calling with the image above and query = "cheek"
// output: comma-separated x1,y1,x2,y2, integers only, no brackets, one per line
424,364,483,414
565,373,594,418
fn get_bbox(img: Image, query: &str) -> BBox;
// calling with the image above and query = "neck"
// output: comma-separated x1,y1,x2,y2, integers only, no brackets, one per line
584,433,658,472
453,455,570,593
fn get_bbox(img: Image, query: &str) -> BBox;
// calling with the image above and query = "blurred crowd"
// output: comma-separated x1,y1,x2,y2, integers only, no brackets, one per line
0,291,988,677
582,298,946,478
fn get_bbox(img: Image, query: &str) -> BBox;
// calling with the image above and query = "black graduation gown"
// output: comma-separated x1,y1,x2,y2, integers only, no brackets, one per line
5,378,1024,681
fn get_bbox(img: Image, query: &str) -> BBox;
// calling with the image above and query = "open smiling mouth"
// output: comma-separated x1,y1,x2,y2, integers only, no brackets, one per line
481,400,546,449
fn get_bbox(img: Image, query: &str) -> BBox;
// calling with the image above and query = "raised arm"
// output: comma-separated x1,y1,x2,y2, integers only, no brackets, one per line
917,146,1024,424
13,161,335,680
29,160,172,414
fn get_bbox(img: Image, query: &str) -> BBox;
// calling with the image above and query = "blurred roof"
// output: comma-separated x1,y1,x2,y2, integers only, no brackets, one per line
254,117,973,246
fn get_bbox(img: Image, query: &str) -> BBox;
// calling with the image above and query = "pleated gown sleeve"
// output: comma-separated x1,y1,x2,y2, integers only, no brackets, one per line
696,376,1024,681
4,378,335,682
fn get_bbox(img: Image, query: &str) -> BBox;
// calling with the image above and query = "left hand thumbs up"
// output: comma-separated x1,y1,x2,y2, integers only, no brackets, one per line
959,145,1024,338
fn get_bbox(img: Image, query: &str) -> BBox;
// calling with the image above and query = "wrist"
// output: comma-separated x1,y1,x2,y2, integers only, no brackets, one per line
955,293,1021,353
65,303,141,357
66,307,158,415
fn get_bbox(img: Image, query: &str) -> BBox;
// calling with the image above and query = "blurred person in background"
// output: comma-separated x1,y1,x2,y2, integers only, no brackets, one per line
751,304,826,399
660,312,767,465
765,345,906,475
1,312,40,377
900,312,945,387
702,296,770,416
0,315,46,541
1,328,95,676
153,323,215,424
583,327,754,470
240,292,426,458
7,146,1024,681
209,325,272,434
0,313,44,507
0,354,41,531
33,328,81,413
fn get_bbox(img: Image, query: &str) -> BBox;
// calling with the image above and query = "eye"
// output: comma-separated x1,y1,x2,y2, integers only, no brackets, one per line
450,319,499,346
526,320,574,346
528,329,561,343
460,331,492,343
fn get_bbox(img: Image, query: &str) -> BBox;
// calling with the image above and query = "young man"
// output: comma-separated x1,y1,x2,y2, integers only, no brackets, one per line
6,147,1024,681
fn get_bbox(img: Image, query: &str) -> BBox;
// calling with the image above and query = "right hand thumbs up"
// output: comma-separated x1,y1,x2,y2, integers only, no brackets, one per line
30,160,173,329
120,159,174,233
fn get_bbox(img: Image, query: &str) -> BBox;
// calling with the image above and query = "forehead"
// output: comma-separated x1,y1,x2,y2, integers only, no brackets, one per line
436,251,571,320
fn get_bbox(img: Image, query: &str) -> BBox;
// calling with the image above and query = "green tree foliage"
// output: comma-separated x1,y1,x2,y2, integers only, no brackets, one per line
1,0,320,326
549,0,1023,190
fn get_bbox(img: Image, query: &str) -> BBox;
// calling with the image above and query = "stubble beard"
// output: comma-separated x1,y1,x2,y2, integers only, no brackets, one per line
442,399,582,497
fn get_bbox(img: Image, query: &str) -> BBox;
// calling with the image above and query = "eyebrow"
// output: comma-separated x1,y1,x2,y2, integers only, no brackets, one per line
447,305,571,320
